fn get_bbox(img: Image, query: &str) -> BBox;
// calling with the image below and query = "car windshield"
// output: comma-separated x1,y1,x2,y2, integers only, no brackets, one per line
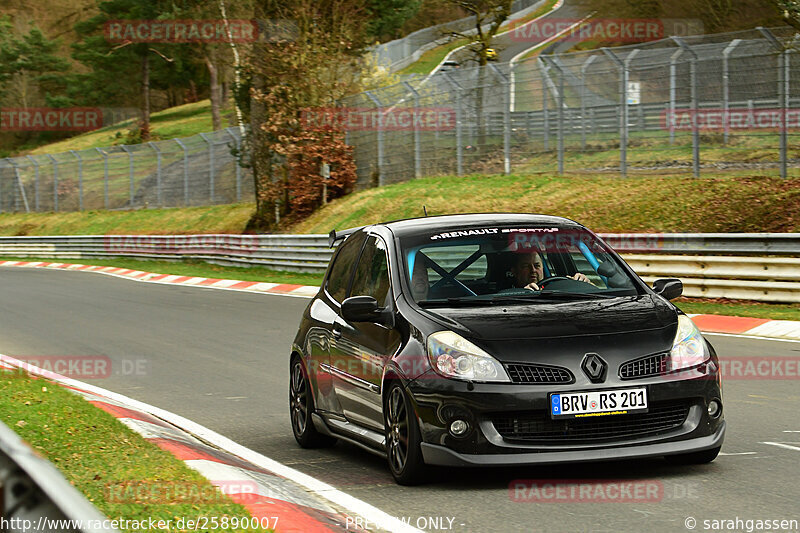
400,225,640,305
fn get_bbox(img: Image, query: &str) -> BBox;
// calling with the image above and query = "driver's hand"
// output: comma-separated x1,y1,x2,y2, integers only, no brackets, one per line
523,282,541,290
569,273,590,283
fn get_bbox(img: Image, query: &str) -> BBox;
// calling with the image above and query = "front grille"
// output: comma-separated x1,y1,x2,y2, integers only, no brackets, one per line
620,353,668,380
505,363,574,384
492,401,690,443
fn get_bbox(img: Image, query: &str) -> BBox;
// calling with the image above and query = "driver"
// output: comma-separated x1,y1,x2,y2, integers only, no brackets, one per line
511,251,590,290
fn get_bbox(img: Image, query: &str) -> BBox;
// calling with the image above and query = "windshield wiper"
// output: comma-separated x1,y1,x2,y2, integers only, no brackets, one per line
417,297,495,307
537,290,616,300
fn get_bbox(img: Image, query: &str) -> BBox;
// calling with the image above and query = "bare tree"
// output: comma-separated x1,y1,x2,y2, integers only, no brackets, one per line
444,0,513,65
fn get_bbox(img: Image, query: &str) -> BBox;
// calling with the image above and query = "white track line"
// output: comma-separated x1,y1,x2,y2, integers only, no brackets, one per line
762,442,800,452
702,332,800,344
0,354,421,533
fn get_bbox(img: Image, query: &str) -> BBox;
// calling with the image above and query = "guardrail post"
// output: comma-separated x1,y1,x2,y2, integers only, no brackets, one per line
758,27,788,179
403,81,422,179
120,145,135,207
489,63,512,175
225,127,242,201
199,132,215,202
580,56,597,150
174,138,190,205
45,154,58,212
148,142,162,207
443,72,464,176
95,148,109,209
722,39,741,145
672,37,699,178
26,155,39,212
365,91,385,186
69,150,83,211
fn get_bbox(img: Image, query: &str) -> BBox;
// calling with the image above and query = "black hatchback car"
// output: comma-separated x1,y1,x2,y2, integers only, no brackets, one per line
289,214,725,484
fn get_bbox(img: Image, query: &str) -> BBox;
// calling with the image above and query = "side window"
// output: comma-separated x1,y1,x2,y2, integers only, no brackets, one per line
326,232,367,303
349,236,391,306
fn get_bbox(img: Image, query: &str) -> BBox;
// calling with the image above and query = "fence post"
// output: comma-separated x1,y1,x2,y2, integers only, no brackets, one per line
540,60,550,151
95,148,109,209
443,72,464,176
26,155,39,212
541,56,564,175
120,145,135,207
758,27,788,179
175,139,190,205
580,55,597,150
669,48,682,146
365,91,385,186
602,48,628,177
225,127,242,201
672,37,699,178
403,82,422,179
46,154,58,212
722,39,741,145
490,63,512,175
69,150,83,211
199,133,215,202
7,158,30,213
148,142,162,207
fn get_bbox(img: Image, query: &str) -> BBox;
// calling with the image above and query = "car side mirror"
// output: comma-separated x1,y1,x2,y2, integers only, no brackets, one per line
342,296,392,325
653,278,683,300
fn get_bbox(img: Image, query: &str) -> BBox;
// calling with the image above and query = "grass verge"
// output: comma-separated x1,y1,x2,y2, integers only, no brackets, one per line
0,371,268,532
23,100,232,156
673,298,800,322
0,257,325,286
0,204,254,236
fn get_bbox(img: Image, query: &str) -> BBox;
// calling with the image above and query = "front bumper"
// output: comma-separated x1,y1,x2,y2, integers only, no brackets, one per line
422,420,725,466
407,365,724,466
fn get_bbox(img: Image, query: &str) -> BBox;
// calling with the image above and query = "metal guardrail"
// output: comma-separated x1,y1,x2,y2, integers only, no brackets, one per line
0,420,120,533
1,233,799,302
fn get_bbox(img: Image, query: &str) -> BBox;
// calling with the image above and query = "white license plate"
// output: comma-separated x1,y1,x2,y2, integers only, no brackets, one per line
550,388,648,419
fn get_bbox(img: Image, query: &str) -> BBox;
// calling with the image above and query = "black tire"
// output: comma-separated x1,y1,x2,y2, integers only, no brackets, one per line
665,446,721,465
289,356,336,448
385,382,427,485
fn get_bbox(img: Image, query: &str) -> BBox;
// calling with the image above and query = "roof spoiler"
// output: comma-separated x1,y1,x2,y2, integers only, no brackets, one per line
328,225,366,248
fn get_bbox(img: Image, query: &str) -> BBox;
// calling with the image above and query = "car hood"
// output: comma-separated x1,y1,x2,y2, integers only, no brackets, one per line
420,295,678,364
422,295,675,339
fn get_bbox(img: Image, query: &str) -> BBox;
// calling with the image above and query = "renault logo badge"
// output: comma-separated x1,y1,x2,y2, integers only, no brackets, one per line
582,353,607,383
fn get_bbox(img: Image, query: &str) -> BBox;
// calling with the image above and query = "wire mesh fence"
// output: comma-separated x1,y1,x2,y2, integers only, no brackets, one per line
0,128,251,213
3,27,799,215
344,26,800,187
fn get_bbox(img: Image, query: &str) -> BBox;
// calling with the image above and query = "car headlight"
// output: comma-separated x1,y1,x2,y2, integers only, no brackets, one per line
668,315,709,372
427,331,510,382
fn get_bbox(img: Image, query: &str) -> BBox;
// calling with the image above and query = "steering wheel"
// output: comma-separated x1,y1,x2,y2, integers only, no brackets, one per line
536,276,574,288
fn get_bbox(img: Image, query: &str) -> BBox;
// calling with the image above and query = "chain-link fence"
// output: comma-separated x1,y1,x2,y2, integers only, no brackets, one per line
346,26,800,187
0,127,251,213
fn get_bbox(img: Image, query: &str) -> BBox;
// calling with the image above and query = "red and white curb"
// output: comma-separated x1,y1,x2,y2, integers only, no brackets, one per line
0,354,421,533
686,314,800,341
2,260,799,342
0,260,319,298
